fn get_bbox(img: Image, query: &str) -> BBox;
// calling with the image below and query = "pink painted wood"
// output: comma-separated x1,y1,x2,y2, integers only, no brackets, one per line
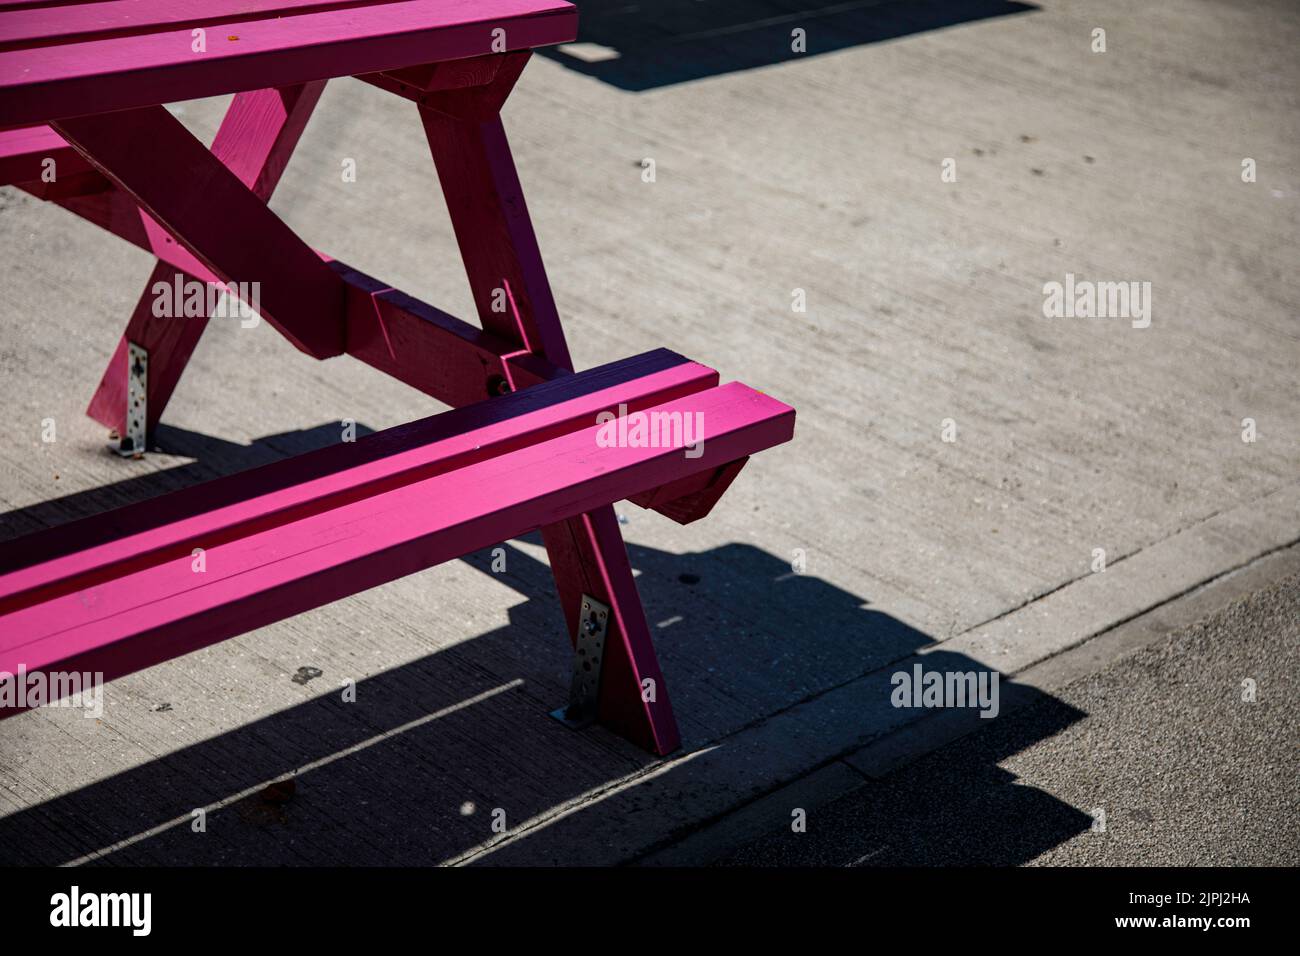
336,260,562,406
0,361,795,721
0,124,90,188
416,67,698,752
53,187,235,278
0,0,578,127
0,125,563,412
0,0,798,755
84,261,208,444
86,82,327,438
0,1,433,46
55,103,348,359
0,351,721,604
418,57,572,368
628,457,751,525
0,133,560,411
0,131,556,410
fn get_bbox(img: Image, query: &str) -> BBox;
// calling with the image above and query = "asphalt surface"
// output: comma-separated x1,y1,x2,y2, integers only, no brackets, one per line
717,571,1300,866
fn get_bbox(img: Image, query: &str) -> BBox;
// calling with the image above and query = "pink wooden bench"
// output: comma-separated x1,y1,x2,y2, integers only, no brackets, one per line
0,1,795,755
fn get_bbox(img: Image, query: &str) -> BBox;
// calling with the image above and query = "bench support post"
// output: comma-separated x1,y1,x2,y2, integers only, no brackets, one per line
419,56,682,755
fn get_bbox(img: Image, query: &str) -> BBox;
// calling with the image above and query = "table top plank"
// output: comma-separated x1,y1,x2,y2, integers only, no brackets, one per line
0,1,436,49
0,0,576,127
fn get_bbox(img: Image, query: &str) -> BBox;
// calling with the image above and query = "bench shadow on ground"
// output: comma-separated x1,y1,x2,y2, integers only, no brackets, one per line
0,422,1089,866
706,685,1103,866
539,0,1037,91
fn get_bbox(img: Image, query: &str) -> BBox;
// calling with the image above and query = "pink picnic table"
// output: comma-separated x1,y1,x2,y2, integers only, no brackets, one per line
0,0,794,755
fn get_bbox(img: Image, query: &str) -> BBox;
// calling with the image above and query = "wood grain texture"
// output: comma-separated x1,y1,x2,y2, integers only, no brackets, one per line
208,82,327,204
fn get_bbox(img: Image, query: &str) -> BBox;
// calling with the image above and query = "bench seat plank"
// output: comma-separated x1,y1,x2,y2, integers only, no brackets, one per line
0,350,717,603
0,353,794,713
0,123,91,186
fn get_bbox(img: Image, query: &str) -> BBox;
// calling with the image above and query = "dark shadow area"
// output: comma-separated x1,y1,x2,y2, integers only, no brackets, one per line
542,0,1037,90
1,426,1085,866
714,681,1096,865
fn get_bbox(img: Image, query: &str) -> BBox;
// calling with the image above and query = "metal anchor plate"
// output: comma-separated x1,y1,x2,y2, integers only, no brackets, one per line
550,594,610,729
110,341,147,458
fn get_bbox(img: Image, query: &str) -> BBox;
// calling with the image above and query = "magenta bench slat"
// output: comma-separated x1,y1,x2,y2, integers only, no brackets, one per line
0,350,795,719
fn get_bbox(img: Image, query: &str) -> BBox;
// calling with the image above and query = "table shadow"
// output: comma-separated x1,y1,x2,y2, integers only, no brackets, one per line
541,0,1038,91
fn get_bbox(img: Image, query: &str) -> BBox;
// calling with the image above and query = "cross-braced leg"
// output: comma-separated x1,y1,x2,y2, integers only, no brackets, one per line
80,83,329,447
418,54,681,754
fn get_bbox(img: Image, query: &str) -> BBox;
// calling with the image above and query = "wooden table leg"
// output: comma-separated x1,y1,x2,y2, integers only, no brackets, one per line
80,82,329,444
540,509,680,754
419,56,682,755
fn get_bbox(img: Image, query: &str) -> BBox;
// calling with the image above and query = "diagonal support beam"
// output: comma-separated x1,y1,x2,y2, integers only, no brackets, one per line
212,83,326,204
85,83,329,440
20,166,566,414
54,100,345,360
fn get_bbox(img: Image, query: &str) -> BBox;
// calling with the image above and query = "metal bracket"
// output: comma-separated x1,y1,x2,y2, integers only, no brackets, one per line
550,594,609,729
110,341,147,459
